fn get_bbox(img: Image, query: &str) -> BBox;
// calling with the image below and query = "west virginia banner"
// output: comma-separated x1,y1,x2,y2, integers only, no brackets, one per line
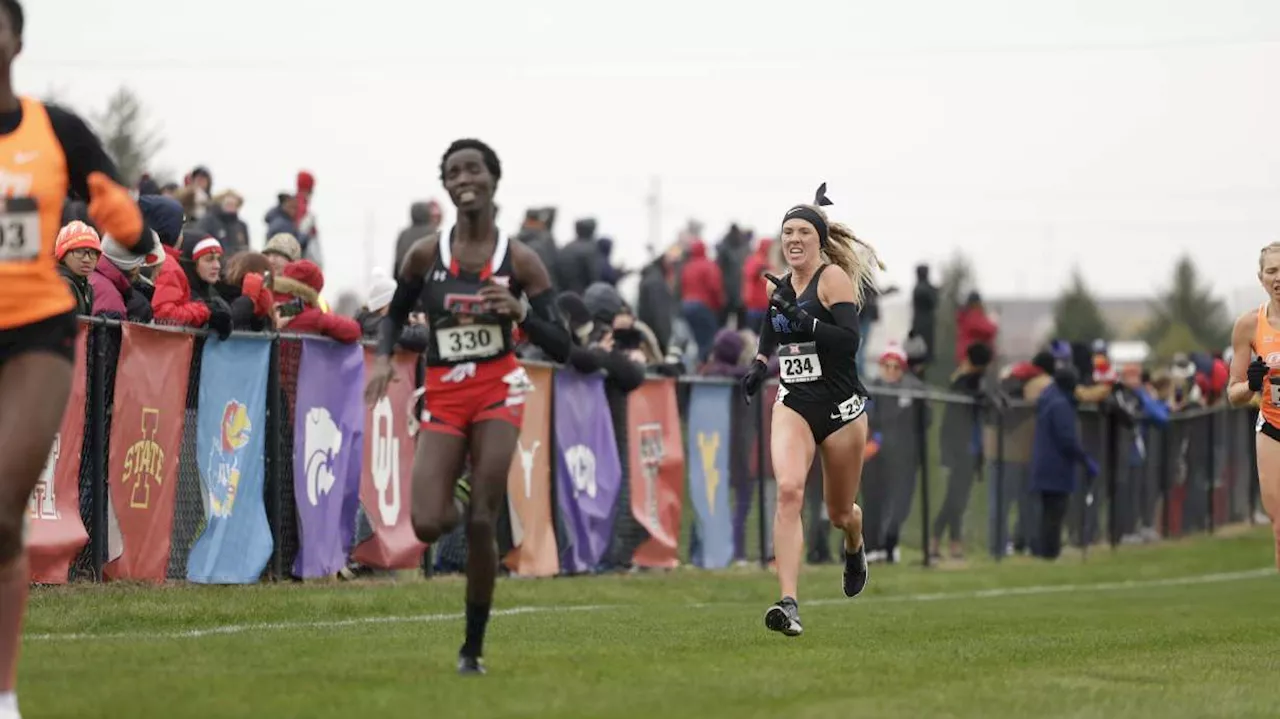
554,369,622,574
352,349,425,570
27,324,90,584
293,339,365,579
627,377,685,569
686,382,733,569
105,325,192,581
504,363,558,577
187,338,273,584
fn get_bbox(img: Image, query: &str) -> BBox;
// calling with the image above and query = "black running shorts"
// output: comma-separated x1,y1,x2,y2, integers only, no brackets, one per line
776,384,868,444
0,310,79,367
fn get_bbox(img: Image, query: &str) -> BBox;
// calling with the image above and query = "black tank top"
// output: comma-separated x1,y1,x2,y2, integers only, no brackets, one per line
420,227,525,367
769,263,867,403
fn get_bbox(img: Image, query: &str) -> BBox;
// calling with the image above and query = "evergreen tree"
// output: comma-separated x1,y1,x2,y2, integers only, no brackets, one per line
1143,255,1231,352
1051,269,1111,344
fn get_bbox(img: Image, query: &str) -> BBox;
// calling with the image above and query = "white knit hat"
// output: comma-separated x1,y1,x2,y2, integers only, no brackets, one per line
100,234,146,271
366,269,396,312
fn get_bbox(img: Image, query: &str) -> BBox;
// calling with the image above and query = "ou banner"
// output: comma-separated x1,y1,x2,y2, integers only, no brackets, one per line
503,363,558,577
686,382,734,569
352,349,426,570
292,339,365,579
627,377,685,569
553,369,622,574
105,325,193,581
27,324,90,584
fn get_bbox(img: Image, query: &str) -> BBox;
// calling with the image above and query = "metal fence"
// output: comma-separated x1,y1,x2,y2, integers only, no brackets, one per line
62,318,1260,582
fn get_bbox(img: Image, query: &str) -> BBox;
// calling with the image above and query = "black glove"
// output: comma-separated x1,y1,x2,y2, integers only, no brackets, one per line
653,362,683,378
206,298,233,340
741,359,767,403
1248,357,1268,392
764,273,813,332
229,295,255,329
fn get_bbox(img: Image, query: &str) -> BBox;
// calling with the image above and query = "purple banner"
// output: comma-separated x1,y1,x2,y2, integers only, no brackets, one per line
554,369,623,574
293,339,366,578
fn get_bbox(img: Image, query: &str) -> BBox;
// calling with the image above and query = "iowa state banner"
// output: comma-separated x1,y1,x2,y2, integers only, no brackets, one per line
293,339,365,578
628,377,685,569
686,382,733,569
187,338,273,584
352,349,426,570
105,325,193,581
27,324,90,584
554,369,622,574
504,363,558,577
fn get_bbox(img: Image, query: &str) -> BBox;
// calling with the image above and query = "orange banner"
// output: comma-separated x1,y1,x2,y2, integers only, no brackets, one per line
503,363,558,576
628,377,685,568
104,325,193,581
352,349,427,569
27,325,90,584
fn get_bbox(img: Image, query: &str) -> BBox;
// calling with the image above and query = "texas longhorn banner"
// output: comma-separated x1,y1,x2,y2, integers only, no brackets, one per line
554,369,621,574
187,338,273,584
27,324,90,584
293,339,365,579
628,377,684,569
686,382,733,569
352,349,426,570
504,363,558,577
105,325,193,581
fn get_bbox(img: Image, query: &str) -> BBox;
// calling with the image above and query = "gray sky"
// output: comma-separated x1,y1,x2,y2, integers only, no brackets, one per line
15,0,1280,308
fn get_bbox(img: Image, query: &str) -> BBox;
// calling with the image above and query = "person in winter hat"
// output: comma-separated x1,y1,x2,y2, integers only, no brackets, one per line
54,221,101,314
356,268,427,351
151,228,231,337
262,232,302,274
91,234,155,322
270,260,359,343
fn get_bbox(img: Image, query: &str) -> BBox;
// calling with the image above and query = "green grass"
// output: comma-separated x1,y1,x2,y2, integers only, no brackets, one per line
21,528,1280,719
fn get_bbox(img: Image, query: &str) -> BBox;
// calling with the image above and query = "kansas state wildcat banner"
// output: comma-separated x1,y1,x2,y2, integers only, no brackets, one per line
292,339,365,578
627,377,685,569
686,382,734,569
554,369,622,574
187,338,273,584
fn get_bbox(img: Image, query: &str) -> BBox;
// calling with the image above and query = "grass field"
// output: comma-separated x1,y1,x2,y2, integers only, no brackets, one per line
20,528,1280,719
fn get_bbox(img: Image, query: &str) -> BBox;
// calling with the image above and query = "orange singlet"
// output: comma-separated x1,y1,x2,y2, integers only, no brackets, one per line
0,97,72,329
1253,303,1280,431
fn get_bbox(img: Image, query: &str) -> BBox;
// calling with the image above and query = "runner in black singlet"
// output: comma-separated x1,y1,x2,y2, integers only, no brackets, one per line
741,184,884,637
365,139,570,675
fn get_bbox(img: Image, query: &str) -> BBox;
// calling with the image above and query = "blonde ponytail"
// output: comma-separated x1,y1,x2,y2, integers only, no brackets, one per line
792,204,884,307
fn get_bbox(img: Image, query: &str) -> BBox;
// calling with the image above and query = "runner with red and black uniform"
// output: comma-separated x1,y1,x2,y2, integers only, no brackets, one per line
0,3,155,717
365,139,570,676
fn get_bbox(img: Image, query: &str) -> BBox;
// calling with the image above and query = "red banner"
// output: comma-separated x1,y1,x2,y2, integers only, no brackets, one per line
352,349,427,569
104,325,193,581
503,363,558,577
27,325,90,584
627,377,685,568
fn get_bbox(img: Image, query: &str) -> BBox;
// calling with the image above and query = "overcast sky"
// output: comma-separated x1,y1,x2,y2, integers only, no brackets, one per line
15,0,1280,309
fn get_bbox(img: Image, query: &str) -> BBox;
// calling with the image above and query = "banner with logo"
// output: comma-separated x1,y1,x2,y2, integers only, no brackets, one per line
104,325,193,581
187,338,273,584
686,382,734,568
504,363,558,577
292,339,365,578
27,325,90,584
628,377,685,569
554,369,622,574
352,349,426,570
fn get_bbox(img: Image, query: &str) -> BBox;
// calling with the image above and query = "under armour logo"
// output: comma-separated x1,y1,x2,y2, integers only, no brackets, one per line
431,270,447,282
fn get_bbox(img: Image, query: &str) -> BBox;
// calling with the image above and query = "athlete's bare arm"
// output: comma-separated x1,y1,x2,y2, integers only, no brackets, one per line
816,264,857,308
1229,310,1259,407
398,233,440,282
508,240,551,297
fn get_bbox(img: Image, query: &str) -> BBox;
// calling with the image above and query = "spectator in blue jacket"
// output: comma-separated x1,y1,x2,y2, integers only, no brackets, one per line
1030,365,1099,559
1117,363,1171,542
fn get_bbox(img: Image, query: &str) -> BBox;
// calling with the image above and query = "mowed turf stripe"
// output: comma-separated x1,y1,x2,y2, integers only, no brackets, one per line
26,567,1274,643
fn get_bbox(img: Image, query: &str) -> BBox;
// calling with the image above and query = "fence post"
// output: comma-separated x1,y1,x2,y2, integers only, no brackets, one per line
88,323,108,581
265,337,284,581
1105,407,1119,550
1248,407,1260,523
755,386,768,569
1160,420,1172,539
917,393,932,568
1206,410,1216,535
993,403,1005,562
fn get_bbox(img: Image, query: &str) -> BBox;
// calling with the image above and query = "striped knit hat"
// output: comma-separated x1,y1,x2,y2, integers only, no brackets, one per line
55,221,101,261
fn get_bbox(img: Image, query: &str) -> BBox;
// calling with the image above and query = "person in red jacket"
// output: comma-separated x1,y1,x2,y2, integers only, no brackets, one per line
679,238,724,362
271,260,360,343
741,237,774,332
151,230,232,337
955,290,998,364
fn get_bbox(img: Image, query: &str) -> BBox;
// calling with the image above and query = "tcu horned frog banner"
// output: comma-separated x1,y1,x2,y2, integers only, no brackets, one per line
292,339,365,579
627,378,685,568
553,369,622,574
503,364,558,577
105,325,193,581
352,349,425,570
27,324,90,584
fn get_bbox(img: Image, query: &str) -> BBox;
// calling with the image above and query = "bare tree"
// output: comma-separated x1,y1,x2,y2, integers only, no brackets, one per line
91,87,165,188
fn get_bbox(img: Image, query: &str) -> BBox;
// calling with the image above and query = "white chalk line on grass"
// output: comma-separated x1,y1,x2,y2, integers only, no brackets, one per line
26,568,1273,644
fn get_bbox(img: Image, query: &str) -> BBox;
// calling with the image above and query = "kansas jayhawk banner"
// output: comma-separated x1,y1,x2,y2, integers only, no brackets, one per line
627,377,684,569
105,325,193,581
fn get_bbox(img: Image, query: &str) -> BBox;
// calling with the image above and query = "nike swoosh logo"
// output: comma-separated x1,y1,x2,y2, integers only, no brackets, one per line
14,152,38,164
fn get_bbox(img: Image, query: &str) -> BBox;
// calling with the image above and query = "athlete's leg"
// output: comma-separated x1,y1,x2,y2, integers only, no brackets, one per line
0,352,73,701
820,414,871,597
409,430,469,544
1255,433,1280,570
770,404,816,600
459,419,520,666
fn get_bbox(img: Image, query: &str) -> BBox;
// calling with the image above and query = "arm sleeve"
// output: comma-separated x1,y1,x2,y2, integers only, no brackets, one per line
519,290,572,364
1138,390,1171,426
597,350,646,392
755,315,779,359
377,274,423,357
810,301,862,354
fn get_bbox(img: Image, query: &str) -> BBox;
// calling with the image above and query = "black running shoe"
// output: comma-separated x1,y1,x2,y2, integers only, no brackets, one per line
843,543,869,598
764,597,803,636
457,651,486,676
